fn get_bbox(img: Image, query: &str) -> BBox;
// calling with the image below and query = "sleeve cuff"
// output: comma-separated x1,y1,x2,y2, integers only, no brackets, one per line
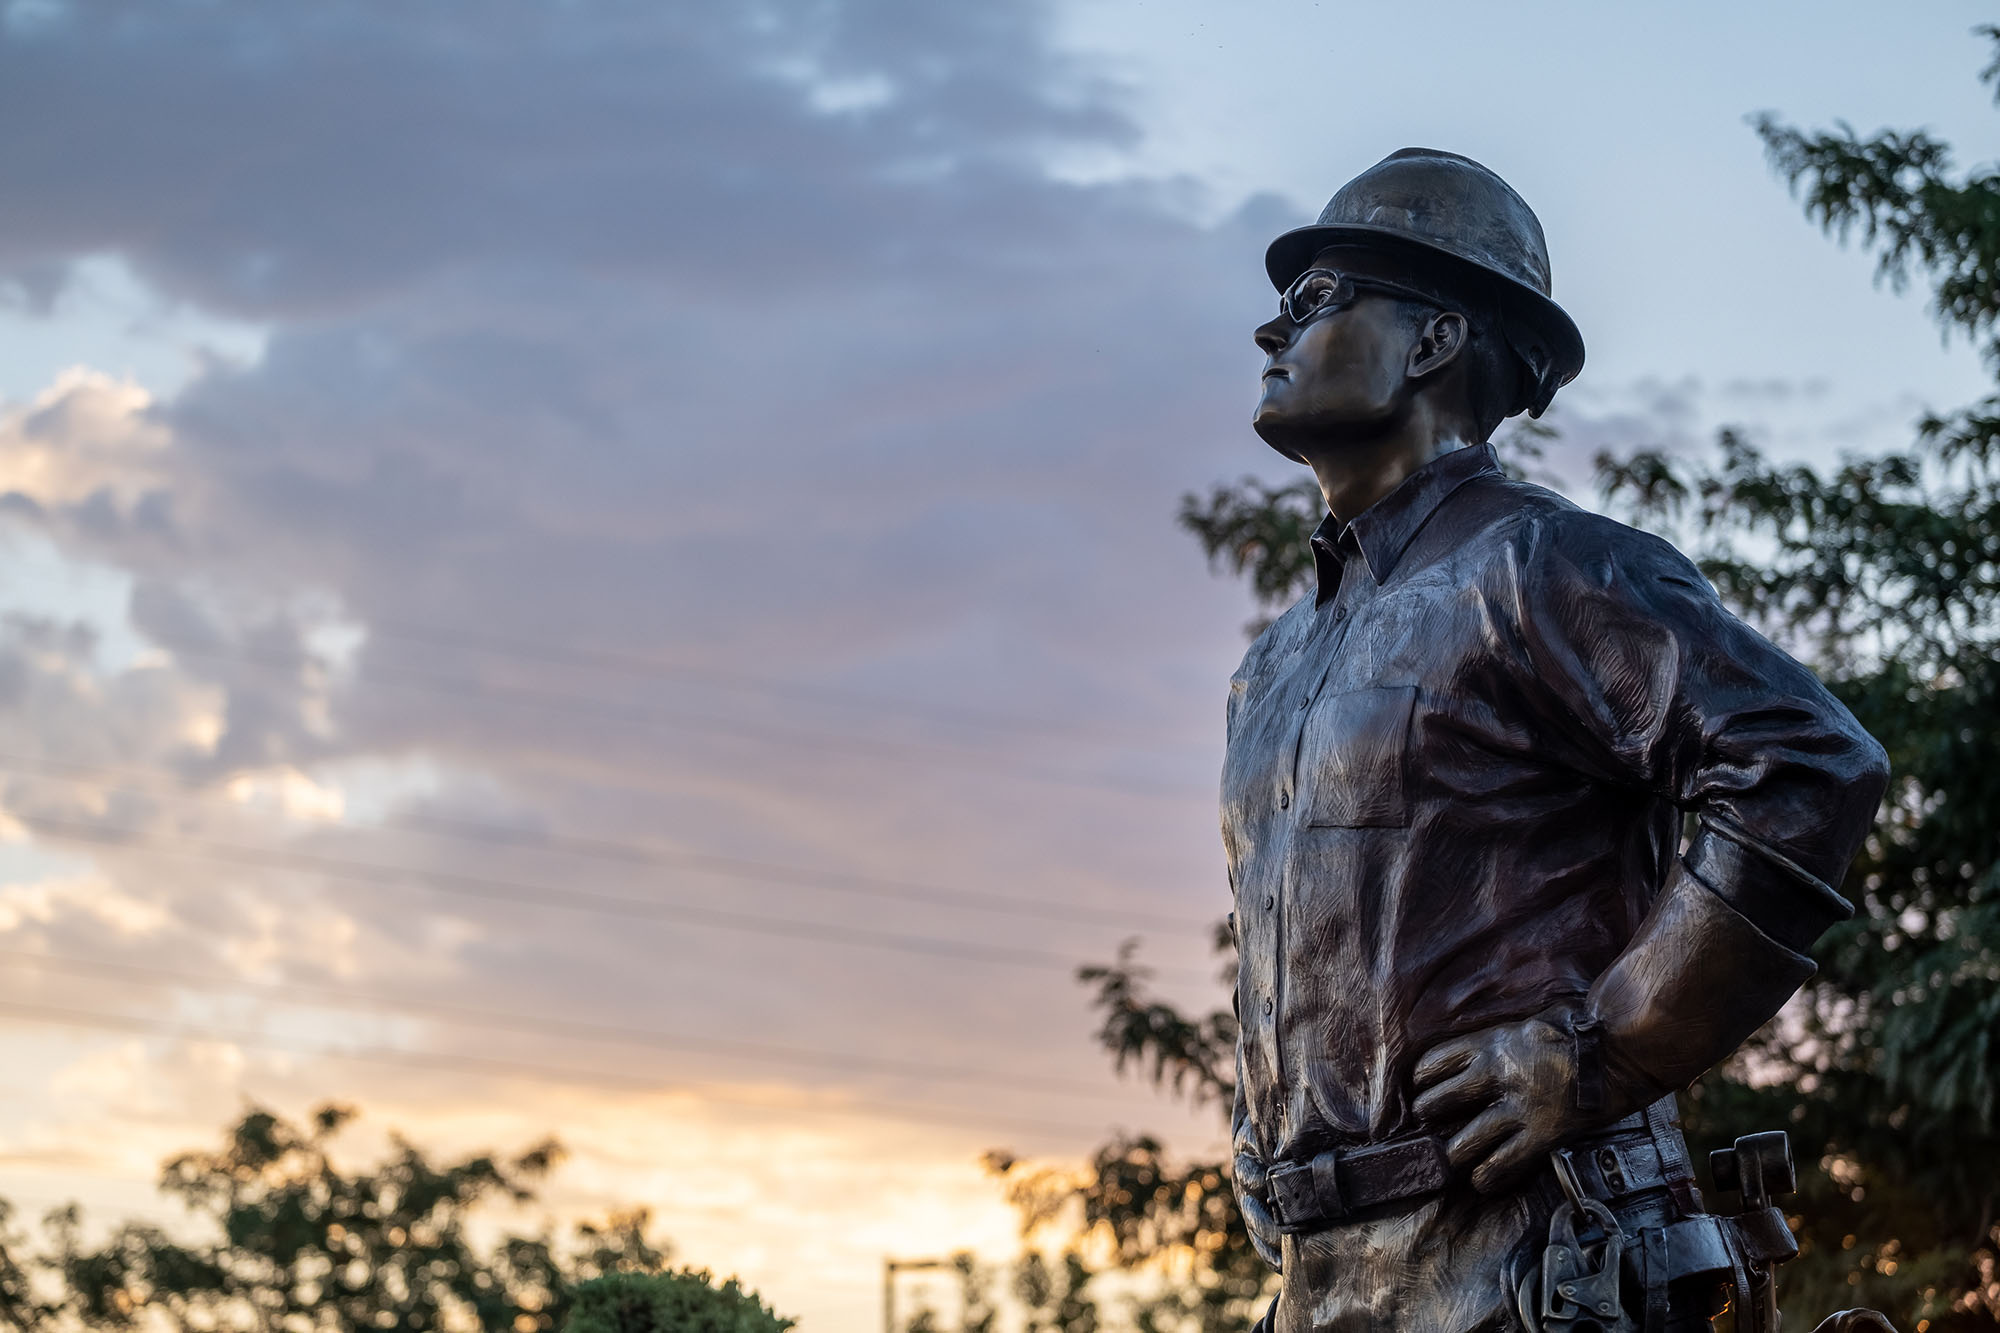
1683,819,1853,954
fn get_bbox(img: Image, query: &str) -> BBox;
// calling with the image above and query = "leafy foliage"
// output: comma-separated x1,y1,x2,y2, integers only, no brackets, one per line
560,1271,793,1333
0,1204,51,1331
1595,40,2000,1327
0,1104,692,1333
1751,28,2000,350
988,1131,1262,1333
1076,937,1236,1112
968,933,1271,1333
1176,475,1322,617
898,1253,1007,1333
1013,1251,1099,1333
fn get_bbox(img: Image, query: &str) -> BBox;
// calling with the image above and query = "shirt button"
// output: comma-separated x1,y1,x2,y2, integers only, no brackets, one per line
1278,791,1291,810
1296,697,1309,711
1263,997,1275,1015
1333,607,1347,621
1264,894,1276,910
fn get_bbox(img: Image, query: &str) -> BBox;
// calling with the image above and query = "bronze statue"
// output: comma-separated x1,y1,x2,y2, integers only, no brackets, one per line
1224,149,1898,1332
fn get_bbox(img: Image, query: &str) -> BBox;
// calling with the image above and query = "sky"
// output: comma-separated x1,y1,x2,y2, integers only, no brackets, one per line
0,2,1992,1329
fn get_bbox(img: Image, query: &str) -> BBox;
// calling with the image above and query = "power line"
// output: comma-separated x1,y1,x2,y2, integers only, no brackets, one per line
153,639,1205,803
0,994,1114,1141
0,751,1213,932
0,947,1136,1103
15,814,1214,986
0,556,1172,749
360,614,1164,749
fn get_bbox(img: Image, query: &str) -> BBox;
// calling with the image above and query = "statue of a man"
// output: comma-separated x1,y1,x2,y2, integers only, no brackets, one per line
1224,148,1891,1332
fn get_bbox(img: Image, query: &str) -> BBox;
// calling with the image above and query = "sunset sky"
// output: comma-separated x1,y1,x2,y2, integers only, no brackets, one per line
0,2,1993,1329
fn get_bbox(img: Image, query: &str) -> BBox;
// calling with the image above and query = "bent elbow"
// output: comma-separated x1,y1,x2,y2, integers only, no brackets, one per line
1847,728,1892,821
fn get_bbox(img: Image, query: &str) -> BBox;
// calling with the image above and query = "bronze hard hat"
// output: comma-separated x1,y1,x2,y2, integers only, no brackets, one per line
1265,148,1585,416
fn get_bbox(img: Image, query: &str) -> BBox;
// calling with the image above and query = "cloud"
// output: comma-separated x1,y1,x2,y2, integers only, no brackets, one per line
0,369,170,511
0,4,1255,1322
0,2,1146,316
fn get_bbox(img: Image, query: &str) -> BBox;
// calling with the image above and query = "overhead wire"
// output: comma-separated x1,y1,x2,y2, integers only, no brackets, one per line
0,994,1117,1140
0,751,1214,932
0,553,1210,755
0,591,1227,1129
358,614,1166,749
14,813,1216,986
0,947,1146,1102
152,638,1206,803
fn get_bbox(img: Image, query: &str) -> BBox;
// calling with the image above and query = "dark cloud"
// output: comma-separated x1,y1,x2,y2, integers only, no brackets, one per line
0,1,1145,315
0,0,1276,1174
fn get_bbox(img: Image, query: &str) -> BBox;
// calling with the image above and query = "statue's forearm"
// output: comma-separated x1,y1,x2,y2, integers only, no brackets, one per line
1583,821,1847,1106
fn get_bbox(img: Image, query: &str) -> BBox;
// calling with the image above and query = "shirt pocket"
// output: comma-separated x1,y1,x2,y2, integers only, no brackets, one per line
1301,685,1418,828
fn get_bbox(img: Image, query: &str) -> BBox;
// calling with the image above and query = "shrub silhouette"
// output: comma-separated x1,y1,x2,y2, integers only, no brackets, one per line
561,1270,795,1333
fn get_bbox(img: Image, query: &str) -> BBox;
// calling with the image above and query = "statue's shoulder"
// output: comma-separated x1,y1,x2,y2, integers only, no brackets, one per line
1446,472,1711,594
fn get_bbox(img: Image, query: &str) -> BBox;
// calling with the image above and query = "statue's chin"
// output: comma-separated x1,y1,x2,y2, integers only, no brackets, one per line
1249,414,1311,466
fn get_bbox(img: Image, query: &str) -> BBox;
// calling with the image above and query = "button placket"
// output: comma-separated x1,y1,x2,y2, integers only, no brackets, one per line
1283,591,1361,818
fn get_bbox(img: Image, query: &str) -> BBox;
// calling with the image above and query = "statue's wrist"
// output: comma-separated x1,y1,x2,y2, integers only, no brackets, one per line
1536,999,1643,1126
1566,1009,1605,1115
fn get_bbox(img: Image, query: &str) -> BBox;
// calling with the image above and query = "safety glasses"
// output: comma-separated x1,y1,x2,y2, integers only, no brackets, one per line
1280,268,1444,326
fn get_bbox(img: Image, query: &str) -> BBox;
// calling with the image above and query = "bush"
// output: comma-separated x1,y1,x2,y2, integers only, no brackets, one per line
561,1270,795,1333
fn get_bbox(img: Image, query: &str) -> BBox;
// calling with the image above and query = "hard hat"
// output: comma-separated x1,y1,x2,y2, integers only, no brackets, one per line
1265,148,1585,416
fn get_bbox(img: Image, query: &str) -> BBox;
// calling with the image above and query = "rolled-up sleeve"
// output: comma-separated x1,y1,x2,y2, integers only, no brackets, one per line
1495,512,1890,944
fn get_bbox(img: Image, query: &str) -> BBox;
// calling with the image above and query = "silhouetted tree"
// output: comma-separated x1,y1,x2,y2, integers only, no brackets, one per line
560,1271,793,1333
0,1103,704,1333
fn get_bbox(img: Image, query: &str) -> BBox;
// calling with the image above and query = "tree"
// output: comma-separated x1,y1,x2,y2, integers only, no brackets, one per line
560,1271,793,1333
968,933,1266,1333
0,1103,708,1332
1159,26,2000,1331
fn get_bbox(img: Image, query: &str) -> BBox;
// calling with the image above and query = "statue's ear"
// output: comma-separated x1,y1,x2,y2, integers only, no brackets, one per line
1407,310,1468,384
1504,322,1557,417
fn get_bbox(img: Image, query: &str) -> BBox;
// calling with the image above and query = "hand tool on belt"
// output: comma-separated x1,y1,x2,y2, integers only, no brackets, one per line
1519,1114,1807,1333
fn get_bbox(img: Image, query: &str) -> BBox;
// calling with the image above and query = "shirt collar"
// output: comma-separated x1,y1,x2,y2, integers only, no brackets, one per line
1310,441,1500,601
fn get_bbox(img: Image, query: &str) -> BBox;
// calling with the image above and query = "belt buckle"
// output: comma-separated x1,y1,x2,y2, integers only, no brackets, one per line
1266,1159,1318,1233
1267,1151,1341,1234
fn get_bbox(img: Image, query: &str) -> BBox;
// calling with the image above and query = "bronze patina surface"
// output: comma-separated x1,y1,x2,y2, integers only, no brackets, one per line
1226,149,1893,1332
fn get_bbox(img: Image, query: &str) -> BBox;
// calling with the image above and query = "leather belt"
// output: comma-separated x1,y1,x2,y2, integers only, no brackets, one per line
1262,1105,1682,1236
1265,1134,1450,1233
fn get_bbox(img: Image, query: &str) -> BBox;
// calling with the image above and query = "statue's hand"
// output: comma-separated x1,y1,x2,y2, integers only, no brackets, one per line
1411,1011,1584,1194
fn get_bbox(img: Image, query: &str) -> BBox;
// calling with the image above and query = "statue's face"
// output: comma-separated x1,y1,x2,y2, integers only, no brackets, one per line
1252,247,1426,457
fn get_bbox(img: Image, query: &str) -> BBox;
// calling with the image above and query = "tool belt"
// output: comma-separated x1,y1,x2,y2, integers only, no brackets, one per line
1265,1101,1800,1327
1520,1102,1802,1333
1262,1104,1678,1235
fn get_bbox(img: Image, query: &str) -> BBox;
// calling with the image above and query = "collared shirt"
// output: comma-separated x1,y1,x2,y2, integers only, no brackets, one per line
1220,443,1886,1329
